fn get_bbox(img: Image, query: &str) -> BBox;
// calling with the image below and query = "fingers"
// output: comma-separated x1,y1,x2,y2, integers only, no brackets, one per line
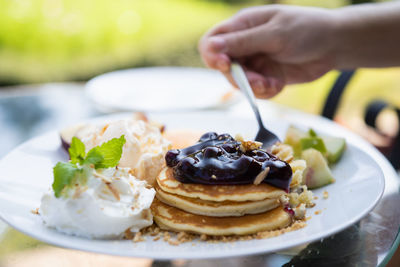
198,6,279,72
198,17,247,71
198,5,285,99
199,24,279,73
246,70,284,99
221,68,284,99
216,26,277,58
205,6,279,37
199,37,231,72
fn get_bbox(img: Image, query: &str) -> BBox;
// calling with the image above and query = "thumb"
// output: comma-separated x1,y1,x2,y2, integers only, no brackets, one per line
209,25,278,58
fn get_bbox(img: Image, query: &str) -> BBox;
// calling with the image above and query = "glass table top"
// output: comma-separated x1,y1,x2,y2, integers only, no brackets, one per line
0,83,399,267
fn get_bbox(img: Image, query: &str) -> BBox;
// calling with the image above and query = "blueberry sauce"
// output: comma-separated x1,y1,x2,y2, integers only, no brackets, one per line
165,132,292,191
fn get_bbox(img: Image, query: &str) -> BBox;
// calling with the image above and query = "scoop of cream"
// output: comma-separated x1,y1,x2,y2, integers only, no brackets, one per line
40,167,155,239
79,118,170,185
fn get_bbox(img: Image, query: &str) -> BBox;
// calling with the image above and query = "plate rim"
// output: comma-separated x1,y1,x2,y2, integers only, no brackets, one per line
0,111,386,259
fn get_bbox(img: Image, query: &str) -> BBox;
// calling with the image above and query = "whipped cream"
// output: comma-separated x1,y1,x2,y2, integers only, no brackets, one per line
40,167,155,239
79,119,170,185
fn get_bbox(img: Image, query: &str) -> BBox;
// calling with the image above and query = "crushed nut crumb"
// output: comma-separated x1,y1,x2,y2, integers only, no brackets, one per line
323,191,329,199
137,220,307,246
294,204,306,220
133,232,144,242
253,167,270,185
163,232,171,242
31,208,40,215
168,239,180,246
124,229,135,239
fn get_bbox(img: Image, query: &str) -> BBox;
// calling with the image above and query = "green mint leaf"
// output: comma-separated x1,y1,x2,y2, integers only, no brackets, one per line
84,148,104,166
85,135,126,169
52,162,79,198
69,137,86,164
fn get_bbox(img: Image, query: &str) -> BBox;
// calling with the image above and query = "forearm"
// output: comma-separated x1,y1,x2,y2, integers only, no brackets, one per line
332,2,400,69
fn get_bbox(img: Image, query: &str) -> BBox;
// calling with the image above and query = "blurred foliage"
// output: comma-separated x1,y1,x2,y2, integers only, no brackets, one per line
0,0,352,85
0,0,392,86
0,0,240,85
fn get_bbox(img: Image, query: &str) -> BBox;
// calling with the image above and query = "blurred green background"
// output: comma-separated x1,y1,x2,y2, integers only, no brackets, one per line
0,0,399,119
0,0,389,85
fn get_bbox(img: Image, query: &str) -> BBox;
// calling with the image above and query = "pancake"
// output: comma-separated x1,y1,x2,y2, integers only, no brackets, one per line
155,183,280,217
151,198,292,236
157,168,286,202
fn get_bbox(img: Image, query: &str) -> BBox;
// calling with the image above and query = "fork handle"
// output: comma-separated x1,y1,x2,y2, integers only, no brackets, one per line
231,61,265,128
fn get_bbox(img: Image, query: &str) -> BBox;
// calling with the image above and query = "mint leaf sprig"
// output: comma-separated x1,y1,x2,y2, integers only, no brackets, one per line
52,135,126,198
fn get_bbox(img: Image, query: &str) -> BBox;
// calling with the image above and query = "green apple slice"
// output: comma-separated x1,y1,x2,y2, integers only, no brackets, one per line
323,136,346,164
300,137,327,154
302,148,335,189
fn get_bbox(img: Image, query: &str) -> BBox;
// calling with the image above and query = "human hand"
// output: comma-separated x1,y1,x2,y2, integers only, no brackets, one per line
198,5,338,98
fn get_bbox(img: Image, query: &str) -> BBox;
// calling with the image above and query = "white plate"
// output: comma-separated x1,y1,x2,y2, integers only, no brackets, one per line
0,112,385,259
85,67,240,112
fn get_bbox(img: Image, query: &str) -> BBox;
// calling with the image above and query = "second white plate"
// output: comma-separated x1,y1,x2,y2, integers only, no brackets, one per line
85,67,240,112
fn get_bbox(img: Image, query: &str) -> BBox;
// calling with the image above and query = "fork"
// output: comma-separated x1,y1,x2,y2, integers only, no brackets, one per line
230,61,280,150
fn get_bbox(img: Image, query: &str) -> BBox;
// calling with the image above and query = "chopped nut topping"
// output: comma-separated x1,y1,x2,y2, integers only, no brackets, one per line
93,171,112,183
137,221,308,245
323,191,329,199
133,232,144,242
279,195,290,206
271,143,294,162
163,232,171,242
150,227,160,236
141,210,151,221
99,124,109,136
168,239,180,246
128,169,136,176
253,167,270,185
105,183,120,201
240,140,262,152
124,229,134,239
235,134,244,143
235,134,262,152
72,186,83,199
314,210,322,215
31,208,40,215
294,204,306,220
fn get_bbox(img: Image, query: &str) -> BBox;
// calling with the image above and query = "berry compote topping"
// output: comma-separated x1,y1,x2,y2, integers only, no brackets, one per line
165,132,292,191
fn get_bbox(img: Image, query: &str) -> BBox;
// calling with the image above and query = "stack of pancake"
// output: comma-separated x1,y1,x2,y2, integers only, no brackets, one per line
153,130,295,236
151,168,293,236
